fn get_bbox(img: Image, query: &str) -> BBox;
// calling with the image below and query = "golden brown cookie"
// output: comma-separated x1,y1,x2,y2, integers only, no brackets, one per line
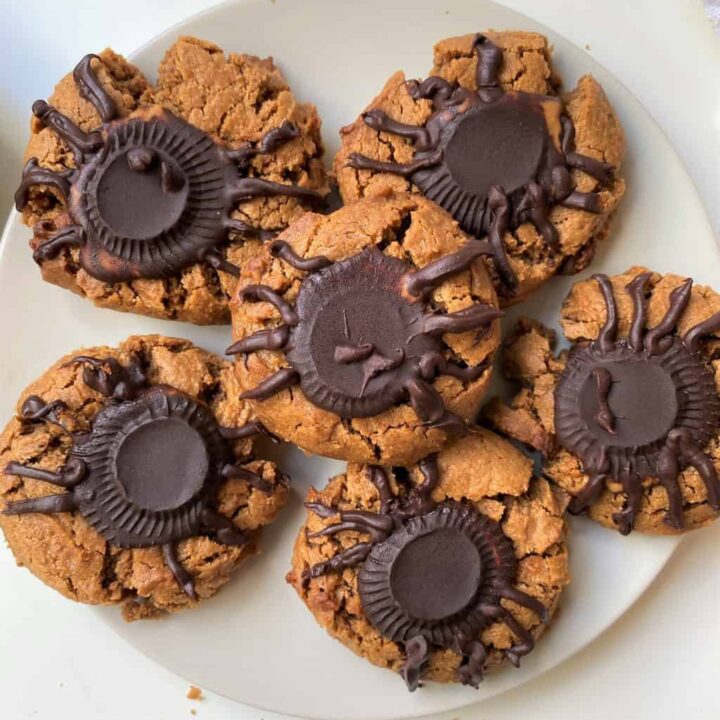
287,429,569,690
335,31,626,304
16,36,329,324
486,268,720,535
228,192,501,465
0,335,289,620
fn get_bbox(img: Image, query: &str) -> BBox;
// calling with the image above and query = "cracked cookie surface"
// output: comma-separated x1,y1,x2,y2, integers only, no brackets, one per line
0,335,289,620
287,429,569,687
18,36,328,324
229,192,501,465
335,31,625,303
486,268,720,534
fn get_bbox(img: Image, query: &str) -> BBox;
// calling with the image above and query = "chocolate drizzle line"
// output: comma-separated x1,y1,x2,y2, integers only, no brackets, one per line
20,395,66,424
303,456,547,691
16,54,324,283
269,240,331,272
2,355,281,598
347,34,615,294
228,241,501,433
555,272,720,533
592,367,615,434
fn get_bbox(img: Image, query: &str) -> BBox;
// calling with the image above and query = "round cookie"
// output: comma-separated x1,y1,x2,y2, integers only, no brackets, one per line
0,335,289,620
335,31,626,304
287,429,569,690
485,268,720,535
229,192,502,465
16,36,328,324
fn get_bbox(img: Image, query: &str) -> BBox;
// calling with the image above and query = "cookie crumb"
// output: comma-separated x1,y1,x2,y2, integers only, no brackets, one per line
190,711,197,717
187,685,203,701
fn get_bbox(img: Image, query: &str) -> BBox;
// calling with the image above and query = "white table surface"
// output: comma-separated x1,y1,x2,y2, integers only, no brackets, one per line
0,1,718,719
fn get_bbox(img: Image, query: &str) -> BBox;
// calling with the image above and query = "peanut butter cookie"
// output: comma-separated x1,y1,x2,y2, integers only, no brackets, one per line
0,335,289,620
335,31,625,304
287,429,569,690
16,36,328,324
486,268,720,534
229,192,501,465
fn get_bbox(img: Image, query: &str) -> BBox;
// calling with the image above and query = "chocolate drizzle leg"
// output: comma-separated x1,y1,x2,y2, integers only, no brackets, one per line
17,54,325,283
218,418,278,443
402,636,429,692
31,100,103,160
19,395,66,424
302,459,547,690
269,240,331,272
31,225,85,263
2,353,279,598
15,159,73,207
230,244,500,434
592,367,615,433
162,543,197,601
73,54,118,123
456,635,488,687
239,368,300,401
347,34,616,294
555,272,720,532
404,239,493,297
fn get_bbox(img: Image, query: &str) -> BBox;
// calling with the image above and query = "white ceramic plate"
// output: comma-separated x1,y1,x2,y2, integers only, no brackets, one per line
0,0,715,718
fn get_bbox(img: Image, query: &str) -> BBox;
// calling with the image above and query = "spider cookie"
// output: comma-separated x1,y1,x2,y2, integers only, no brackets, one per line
0,335,289,620
287,429,569,690
16,36,328,324
485,268,720,535
228,192,502,465
335,31,626,303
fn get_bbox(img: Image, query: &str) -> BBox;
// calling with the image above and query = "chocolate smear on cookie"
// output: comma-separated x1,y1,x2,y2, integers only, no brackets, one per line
3,355,282,598
303,457,547,690
555,273,720,533
228,242,501,433
348,35,614,294
16,54,323,283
